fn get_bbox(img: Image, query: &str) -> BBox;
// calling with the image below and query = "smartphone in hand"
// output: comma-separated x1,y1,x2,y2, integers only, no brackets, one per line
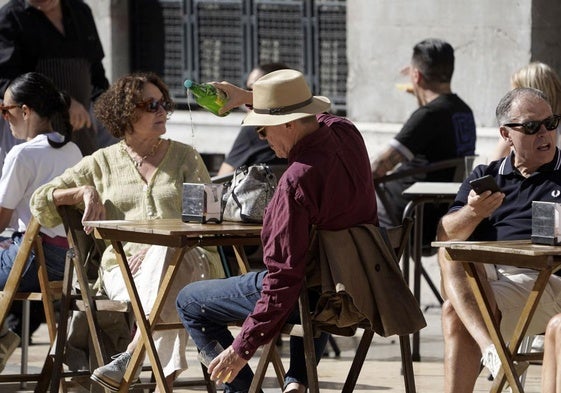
469,175,501,195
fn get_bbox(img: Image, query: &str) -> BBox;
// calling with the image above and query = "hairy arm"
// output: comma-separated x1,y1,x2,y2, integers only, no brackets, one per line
437,190,505,241
371,146,407,178
212,81,253,114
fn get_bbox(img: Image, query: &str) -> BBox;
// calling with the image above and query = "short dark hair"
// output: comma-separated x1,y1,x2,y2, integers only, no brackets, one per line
411,38,455,84
495,87,549,125
258,62,290,75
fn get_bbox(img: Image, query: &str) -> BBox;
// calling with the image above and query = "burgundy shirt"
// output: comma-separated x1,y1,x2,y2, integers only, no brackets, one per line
232,113,378,359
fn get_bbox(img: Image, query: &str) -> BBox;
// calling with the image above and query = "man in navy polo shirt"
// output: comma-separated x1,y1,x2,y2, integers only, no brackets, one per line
436,87,561,393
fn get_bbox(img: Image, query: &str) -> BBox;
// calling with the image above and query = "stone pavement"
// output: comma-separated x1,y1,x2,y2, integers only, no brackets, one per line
0,254,544,392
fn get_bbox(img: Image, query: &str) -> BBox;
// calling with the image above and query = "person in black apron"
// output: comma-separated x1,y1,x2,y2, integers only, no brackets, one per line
0,0,112,157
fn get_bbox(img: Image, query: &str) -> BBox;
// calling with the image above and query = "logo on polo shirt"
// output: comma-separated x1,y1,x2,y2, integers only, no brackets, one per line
552,190,561,198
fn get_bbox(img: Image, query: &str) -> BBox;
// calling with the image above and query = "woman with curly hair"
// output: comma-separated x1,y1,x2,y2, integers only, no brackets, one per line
30,72,223,392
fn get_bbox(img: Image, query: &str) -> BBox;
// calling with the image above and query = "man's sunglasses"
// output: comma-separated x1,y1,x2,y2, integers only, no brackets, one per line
256,126,267,138
0,104,21,117
502,114,561,135
136,99,173,113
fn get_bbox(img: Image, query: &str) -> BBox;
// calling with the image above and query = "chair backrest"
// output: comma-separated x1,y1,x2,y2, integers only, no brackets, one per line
47,205,133,392
0,217,79,389
0,217,61,341
57,205,106,282
384,217,414,263
374,157,466,226
246,218,419,393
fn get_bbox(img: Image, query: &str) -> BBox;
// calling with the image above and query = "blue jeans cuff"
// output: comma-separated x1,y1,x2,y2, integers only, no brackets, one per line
284,376,306,390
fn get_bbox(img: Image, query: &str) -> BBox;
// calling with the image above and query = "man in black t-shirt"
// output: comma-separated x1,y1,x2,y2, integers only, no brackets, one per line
371,38,476,245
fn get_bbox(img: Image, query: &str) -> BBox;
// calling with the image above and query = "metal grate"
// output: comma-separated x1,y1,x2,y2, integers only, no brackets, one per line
132,0,348,111
192,0,245,87
130,0,186,100
161,1,185,97
315,1,347,112
253,0,308,73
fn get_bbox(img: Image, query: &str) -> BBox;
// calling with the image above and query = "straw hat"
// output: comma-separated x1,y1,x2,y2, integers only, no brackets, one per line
243,69,331,126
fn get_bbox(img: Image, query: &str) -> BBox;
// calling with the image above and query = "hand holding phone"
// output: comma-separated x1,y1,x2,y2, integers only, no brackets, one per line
469,175,501,195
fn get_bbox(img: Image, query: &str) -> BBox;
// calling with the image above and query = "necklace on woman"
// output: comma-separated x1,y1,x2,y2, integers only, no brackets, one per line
121,138,163,167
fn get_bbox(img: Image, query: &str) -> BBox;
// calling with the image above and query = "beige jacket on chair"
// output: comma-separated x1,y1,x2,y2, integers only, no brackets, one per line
307,224,426,337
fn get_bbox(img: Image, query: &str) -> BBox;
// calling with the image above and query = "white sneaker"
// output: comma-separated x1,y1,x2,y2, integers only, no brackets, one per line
0,330,20,372
481,344,529,384
482,344,502,379
283,382,306,393
531,335,544,352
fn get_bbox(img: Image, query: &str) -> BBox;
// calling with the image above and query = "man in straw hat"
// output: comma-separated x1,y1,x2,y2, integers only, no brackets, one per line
176,69,379,393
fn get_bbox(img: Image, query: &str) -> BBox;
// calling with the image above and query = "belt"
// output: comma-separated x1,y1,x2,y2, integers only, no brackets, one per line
40,233,69,249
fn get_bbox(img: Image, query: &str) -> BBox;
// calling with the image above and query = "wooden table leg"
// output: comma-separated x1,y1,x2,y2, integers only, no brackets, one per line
112,241,189,393
462,261,552,393
232,244,251,274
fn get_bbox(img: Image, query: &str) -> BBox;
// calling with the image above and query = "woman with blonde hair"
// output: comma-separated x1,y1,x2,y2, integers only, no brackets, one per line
491,62,561,159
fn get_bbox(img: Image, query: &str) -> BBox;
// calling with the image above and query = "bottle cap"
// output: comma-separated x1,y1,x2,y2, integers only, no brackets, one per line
184,80,193,89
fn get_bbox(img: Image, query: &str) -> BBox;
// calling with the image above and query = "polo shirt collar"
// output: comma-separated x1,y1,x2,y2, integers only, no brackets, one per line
499,147,561,175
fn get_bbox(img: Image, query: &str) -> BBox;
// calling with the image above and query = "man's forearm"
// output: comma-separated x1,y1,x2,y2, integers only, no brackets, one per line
371,147,406,178
437,207,483,241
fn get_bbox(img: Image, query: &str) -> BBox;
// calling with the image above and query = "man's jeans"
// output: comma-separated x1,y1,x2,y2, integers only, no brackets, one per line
176,270,329,393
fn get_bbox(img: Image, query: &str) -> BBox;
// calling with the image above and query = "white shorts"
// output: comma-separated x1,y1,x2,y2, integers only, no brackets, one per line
491,266,561,339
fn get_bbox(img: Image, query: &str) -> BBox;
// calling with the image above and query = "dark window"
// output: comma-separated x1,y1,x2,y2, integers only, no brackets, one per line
131,0,347,114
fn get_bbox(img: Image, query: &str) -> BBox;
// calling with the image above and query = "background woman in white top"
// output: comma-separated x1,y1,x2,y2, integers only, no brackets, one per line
0,71,82,370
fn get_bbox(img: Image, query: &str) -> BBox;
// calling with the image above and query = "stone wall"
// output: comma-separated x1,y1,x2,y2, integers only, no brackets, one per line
2,0,557,161
346,0,536,128
85,0,129,83
165,110,499,166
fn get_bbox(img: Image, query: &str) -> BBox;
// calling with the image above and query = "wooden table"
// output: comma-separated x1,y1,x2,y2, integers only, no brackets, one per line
84,219,262,393
432,239,561,392
402,181,461,360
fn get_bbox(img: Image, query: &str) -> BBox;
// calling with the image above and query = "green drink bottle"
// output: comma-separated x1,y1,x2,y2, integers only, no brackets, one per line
183,80,230,117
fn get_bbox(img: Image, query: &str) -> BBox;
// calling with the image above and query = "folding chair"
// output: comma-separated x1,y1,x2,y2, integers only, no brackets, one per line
43,205,133,392
246,218,422,393
50,205,216,393
374,157,469,228
0,216,67,390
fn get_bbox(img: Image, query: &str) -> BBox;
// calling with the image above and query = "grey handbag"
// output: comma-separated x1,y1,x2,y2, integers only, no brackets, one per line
222,164,278,223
